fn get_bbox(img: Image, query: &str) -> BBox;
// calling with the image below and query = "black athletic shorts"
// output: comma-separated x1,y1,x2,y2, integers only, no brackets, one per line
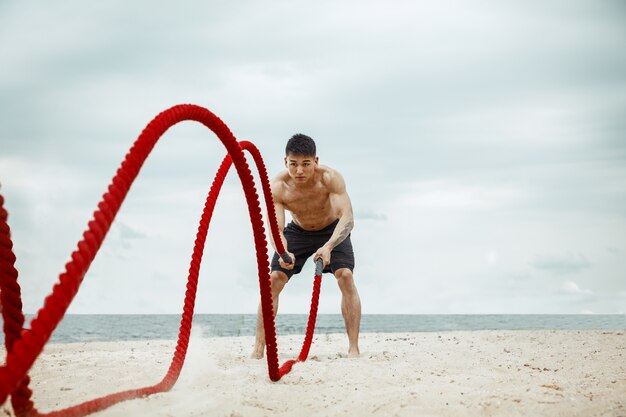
271,219,355,279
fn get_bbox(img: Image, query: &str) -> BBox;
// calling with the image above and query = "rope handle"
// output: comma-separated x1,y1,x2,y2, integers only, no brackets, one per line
314,257,324,276
279,252,293,265
280,253,324,275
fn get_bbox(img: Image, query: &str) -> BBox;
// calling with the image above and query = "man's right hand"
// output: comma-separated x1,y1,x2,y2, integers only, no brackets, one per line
279,252,295,270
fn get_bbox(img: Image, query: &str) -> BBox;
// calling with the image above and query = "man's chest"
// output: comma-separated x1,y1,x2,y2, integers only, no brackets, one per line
283,188,331,214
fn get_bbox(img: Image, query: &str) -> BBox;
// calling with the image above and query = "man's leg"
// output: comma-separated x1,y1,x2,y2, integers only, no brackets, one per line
334,268,361,357
251,270,289,359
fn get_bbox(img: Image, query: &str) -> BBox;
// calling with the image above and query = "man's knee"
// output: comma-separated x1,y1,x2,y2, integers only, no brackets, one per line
334,268,355,291
270,271,288,295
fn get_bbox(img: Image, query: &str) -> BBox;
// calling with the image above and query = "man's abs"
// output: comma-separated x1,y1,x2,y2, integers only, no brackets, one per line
290,212,339,231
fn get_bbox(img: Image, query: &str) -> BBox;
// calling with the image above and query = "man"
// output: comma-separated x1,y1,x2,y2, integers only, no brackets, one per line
251,134,362,359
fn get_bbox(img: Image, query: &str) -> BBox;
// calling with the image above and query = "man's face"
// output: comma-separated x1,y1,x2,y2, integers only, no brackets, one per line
285,153,318,183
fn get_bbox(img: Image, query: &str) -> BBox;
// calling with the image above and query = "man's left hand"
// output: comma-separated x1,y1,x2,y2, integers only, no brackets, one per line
314,245,332,268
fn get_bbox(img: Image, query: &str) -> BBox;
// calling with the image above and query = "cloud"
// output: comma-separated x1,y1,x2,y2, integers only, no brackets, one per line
561,280,593,295
404,180,527,210
486,250,498,266
532,252,591,276
117,222,147,240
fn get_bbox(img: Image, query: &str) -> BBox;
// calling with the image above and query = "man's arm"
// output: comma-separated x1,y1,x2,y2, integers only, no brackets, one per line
315,172,354,265
270,199,288,252
269,180,295,268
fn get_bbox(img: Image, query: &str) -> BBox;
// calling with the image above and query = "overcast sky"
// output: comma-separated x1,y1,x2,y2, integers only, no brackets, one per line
1,0,625,315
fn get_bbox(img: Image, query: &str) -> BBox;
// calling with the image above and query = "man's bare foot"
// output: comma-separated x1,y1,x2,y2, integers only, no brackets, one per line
348,346,360,358
250,346,265,359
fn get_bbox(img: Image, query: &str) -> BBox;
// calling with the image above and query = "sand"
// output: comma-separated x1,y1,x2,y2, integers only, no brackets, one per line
1,330,625,417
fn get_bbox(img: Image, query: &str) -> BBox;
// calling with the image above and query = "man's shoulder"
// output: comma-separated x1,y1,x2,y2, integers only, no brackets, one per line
270,171,290,197
318,165,345,189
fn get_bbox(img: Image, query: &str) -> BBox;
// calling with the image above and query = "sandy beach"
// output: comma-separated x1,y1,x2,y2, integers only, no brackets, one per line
2,330,625,417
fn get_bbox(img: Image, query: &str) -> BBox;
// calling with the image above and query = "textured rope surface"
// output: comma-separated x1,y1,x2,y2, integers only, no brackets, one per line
0,105,323,416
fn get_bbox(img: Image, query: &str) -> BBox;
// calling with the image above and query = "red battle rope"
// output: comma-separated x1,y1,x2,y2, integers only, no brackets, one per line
0,104,323,416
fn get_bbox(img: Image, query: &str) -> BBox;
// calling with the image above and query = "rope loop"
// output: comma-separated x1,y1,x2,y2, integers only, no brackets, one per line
0,105,323,416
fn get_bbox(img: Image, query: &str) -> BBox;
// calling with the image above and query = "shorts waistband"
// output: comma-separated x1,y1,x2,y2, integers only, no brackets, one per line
287,219,339,233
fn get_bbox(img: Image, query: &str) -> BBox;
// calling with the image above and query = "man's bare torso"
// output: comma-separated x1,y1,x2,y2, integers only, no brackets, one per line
273,165,340,231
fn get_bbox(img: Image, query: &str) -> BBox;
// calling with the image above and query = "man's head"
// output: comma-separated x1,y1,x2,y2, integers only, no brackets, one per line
285,133,318,184
285,133,316,158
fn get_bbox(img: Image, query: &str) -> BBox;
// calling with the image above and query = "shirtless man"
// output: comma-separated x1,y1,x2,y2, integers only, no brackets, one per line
251,133,362,359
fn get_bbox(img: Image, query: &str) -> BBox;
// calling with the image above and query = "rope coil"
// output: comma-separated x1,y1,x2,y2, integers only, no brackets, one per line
0,105,323,416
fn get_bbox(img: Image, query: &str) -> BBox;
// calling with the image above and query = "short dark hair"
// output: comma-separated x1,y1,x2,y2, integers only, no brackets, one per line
286,134,316,157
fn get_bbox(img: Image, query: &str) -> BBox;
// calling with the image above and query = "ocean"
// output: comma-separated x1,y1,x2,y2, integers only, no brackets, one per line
6,314,625,344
